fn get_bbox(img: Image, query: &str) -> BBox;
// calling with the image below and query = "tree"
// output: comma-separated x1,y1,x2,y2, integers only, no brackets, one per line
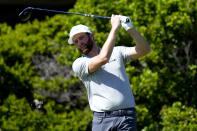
0,0,197,130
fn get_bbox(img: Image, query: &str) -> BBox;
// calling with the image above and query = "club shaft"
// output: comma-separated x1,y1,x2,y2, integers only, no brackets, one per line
26,7,111,19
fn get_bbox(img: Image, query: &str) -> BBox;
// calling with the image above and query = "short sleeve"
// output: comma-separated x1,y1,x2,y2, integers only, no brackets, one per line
117,46,133,63
72,57,90,79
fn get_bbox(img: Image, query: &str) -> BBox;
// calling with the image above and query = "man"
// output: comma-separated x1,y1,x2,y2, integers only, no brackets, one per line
68,15,151,131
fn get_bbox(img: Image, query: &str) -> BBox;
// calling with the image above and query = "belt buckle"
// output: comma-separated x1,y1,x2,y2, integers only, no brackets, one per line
105,111,111,117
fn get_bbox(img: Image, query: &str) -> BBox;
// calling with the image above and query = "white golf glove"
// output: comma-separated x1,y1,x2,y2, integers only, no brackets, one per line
119,15,133,31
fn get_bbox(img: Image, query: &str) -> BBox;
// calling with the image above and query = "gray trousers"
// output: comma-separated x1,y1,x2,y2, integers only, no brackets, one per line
92,108,137,131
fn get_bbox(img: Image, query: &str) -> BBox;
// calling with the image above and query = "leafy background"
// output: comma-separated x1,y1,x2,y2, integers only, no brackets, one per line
0,0,197,130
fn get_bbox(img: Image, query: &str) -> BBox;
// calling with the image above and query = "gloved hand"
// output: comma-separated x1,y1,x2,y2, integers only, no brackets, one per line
119,15,133,31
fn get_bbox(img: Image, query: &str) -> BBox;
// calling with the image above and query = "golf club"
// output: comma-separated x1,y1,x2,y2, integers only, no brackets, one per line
19,7,130,22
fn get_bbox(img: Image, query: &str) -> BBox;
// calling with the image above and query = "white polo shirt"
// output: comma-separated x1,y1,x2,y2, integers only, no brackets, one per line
72,46,136,112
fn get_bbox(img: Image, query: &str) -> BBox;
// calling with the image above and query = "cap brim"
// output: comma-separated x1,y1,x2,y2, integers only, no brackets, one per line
68,37,73,44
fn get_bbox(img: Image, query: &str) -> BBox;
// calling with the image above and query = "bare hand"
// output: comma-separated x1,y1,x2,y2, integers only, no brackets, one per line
111,14,121,30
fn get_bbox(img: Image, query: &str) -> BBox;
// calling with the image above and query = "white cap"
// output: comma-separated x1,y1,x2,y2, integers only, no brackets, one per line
68,24,92,44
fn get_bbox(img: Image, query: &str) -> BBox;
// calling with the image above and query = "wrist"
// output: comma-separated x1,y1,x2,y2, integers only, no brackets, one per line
127,27,135,32
127,27,136,36
111,27,119,34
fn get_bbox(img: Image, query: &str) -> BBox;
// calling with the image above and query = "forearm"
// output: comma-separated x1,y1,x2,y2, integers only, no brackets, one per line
87,14,120,73
99,28,118,61
128,28,151,54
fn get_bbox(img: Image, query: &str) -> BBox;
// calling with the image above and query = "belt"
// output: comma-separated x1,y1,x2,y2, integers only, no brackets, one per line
94,108,136,117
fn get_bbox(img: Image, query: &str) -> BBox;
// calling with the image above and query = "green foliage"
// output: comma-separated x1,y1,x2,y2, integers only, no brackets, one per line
0,0,197,130
32,76,80,91
0,23,12,36
160,102,197,131
0,94,45,131
0,95,92,131
135,104,155,130
130,67,159,100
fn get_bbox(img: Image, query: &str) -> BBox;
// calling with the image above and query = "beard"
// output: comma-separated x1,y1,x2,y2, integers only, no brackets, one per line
80,36,93,55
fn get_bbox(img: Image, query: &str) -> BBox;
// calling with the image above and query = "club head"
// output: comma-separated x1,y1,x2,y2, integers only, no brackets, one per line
19,7,33,22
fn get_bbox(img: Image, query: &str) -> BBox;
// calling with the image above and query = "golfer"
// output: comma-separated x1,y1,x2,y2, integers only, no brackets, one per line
68,14,151,131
